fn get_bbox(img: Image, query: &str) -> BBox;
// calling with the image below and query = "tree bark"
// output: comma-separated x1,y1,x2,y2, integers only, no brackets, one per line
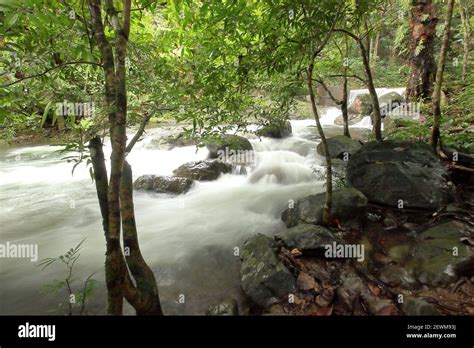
431,0,455,151
406,0,438,100
87,0,162,315
121,161,163,315
358,40,382,141
341,71,350,138
308,65,332,226
459,0,471,81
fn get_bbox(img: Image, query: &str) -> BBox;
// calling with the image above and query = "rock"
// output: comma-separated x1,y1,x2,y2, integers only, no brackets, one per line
206,299,239,316
275,224,341,252
256,120,292,138
401,297,441,315
388,245,411,262
316,135,362,159
336,270,367,311
173,160,232,181
334,114,365,126
346,141,448,210
281,187,368,227
205,134,253,161
348,93,373,115
315,288,335,307
133,175,194,195
378,92,404,117
386,103,423,122
240,234,295,308
378,264,418,289
408,221,474,287
361,292,398,315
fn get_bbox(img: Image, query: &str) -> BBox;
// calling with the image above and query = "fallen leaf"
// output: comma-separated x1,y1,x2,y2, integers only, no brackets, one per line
310,306,333,316
297,272,317,291
376,305,397,316
466,307,474,314
291,248,302,257
315,289,335,307
368,282,381,296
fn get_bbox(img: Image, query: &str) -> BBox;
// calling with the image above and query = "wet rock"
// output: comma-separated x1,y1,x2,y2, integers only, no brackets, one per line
206,134,253,160
378,92,404,117
275,224,341,253
257,120,292,138
336,270,367,311
334,114,365,126
372,252,395,266
378,264,418,289
173,160,232,181
347,141,448,210
281,187,368,227
316,135,362,159
361,292,398,315
388,245,412,262
348,93,373,115
408,221,474,287
240,234,295,308
133,175,194,195
401,297,441,315
206,299,239,316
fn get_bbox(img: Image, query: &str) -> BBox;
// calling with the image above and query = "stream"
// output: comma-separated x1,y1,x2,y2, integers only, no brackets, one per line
0,108,372,315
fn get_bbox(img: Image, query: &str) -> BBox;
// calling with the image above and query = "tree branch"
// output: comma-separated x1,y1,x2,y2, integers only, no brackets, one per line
1,61,103,88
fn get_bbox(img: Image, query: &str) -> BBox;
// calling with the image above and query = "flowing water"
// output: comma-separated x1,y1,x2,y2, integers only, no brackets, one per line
0,107,375,315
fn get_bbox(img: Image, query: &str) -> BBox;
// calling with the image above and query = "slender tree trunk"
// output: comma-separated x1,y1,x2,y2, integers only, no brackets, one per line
373,32,380,60
459,0,471,81
121,162,163,315
342,65,350,138
307,64,332,226
431,0,455,151
358,40,382,141
406,0,438,100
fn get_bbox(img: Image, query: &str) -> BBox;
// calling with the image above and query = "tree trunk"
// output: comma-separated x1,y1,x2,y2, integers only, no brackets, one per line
342,65,350,138
431,0,455,151
87,0,162,315
358,40,382,141
406,0,438,100
459,0,471,81
307,64,332,226
121,162,163,315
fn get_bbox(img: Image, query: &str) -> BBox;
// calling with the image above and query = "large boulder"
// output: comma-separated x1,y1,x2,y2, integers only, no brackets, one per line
275,224,341,252
240,234,295,308
206,134,253,160
133,175,194,195
407,221,473,287
346,141,448,210
316,135,362,159
257,120,292,138
281,187,368,228
378,92,404,117
173,160,232,181
348,93,372,115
